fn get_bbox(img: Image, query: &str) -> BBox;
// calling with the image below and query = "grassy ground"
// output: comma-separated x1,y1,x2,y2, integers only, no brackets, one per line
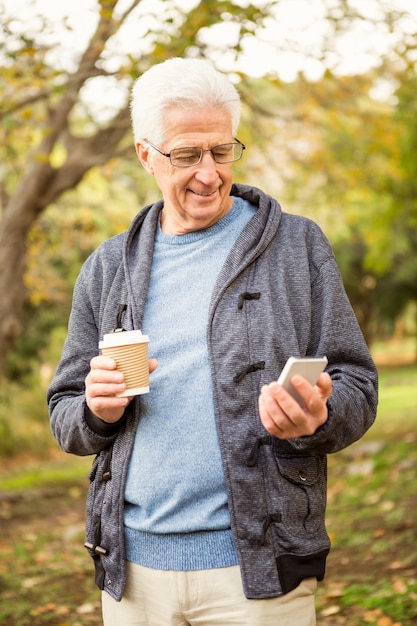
0,362,416,625
316,364,417,625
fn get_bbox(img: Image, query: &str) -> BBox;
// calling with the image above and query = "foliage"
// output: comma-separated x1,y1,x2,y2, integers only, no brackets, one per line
0,0,416,381
0,0,281,379
4,163,150,382
272,59,417,348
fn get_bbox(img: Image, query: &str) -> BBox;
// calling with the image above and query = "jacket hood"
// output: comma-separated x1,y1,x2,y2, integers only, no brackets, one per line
124,183,282,273
120,184,282,332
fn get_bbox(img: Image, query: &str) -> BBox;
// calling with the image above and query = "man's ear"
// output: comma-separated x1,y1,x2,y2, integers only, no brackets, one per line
136,142,154,174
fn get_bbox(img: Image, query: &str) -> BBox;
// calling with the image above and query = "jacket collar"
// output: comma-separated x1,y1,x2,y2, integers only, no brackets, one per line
122,184,282,329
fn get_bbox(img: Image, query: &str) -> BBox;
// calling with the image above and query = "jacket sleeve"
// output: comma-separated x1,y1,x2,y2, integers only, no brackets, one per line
291,250,378,454
47,254,128,456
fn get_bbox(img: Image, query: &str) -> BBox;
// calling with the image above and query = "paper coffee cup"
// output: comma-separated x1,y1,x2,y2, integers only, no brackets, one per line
99,330,150,397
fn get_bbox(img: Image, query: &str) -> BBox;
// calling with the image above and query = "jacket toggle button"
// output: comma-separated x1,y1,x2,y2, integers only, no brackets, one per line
299,471,308,481
84,541,108,555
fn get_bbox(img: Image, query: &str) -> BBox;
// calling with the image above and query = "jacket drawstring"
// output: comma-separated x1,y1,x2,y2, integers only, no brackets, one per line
114,303,127,331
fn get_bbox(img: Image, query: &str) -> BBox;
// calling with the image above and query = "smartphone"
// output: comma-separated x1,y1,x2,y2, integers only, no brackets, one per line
277,356,328,405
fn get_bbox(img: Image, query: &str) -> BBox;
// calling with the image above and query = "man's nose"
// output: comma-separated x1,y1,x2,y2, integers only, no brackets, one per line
194,151,218,182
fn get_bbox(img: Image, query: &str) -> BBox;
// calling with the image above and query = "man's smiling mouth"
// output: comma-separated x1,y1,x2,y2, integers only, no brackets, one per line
191,190,216,197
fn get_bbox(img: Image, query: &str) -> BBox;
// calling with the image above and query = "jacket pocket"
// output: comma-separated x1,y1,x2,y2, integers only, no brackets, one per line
273,454,327,541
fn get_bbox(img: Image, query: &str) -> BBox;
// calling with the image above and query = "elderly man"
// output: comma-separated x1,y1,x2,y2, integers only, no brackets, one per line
48,57,378,625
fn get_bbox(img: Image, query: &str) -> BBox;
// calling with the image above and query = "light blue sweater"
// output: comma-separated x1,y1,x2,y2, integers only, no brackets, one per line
124,197,255,570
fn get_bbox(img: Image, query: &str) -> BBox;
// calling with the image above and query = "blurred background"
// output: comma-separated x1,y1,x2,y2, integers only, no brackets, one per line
0,1,416,624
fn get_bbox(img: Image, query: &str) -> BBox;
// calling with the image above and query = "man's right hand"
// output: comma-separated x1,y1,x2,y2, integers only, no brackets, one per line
85,355,158,423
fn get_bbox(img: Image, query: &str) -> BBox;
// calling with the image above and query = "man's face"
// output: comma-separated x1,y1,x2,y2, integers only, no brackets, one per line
136,106,235,235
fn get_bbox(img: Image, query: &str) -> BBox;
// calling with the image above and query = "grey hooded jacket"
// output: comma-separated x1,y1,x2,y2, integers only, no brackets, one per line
48,183,378,602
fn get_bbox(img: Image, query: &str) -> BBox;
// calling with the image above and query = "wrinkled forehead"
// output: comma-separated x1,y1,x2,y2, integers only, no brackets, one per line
160,105,234,146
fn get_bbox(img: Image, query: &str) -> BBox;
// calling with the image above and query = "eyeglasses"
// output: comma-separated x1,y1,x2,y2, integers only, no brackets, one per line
144,138,245,167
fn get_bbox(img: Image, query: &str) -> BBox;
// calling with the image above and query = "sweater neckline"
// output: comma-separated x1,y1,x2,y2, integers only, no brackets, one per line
155,197,243,245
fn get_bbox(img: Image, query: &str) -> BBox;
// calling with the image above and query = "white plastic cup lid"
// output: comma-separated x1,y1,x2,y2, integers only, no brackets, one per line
99,330,149,349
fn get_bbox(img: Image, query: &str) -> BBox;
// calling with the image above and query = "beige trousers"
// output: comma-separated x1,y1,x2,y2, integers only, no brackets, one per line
102,562,317,625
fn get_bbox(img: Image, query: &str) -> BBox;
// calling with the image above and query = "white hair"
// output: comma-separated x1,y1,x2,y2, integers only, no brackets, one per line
130,57,241,145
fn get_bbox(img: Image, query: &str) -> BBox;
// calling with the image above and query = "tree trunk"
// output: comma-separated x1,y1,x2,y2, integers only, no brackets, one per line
0,160,55,378
0,232,27,379
0,102,132,379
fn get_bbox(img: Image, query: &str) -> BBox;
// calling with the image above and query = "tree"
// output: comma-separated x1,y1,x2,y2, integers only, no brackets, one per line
271,47,417,348
0,0,414,378
0,0,278,380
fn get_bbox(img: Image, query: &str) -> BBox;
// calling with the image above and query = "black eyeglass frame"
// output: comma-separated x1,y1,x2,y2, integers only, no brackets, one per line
144,138,246,167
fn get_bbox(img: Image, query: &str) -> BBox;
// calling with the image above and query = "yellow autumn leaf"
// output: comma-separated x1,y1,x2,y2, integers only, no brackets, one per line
376,617,395,626
392,577,407,594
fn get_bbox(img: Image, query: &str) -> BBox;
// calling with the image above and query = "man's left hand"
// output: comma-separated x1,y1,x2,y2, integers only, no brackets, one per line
258,372,332,439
